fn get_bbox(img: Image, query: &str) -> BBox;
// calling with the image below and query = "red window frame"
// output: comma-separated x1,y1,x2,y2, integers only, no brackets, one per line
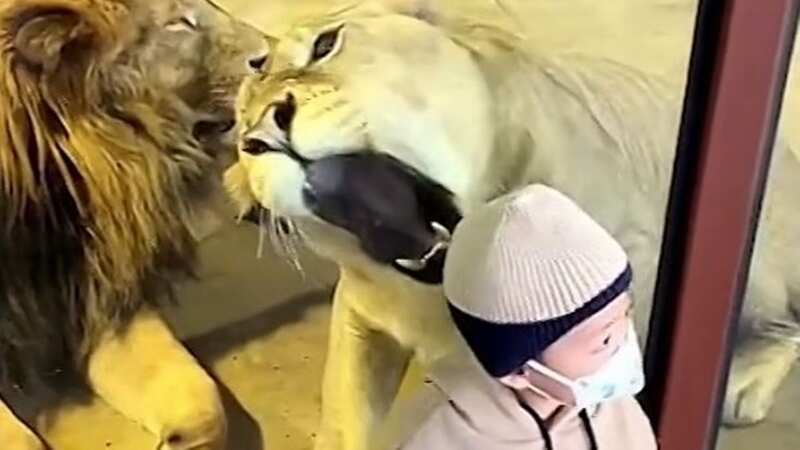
641,1,799,449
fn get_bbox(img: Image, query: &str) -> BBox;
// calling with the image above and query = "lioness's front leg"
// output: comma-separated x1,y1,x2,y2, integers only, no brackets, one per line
0,397,46,450
87,308,226,450
316,274,412,450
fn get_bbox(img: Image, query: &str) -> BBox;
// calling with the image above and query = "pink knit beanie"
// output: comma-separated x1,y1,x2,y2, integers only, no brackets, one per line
444,184,632,377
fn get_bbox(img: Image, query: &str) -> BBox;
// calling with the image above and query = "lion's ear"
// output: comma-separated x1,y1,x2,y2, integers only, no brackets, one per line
12,9,98,72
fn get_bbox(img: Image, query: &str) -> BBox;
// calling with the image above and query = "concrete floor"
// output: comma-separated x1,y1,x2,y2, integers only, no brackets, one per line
8,1,799,449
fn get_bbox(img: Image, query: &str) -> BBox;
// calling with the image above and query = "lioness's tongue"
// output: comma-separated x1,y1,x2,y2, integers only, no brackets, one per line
302,153,449,276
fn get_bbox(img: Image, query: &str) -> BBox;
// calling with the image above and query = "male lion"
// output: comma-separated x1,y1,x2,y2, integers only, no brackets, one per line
0,1,269,449
225,1,800,448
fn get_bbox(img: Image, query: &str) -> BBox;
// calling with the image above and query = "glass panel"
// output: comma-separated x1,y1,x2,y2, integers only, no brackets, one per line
0,1,699,450
716,26,800,450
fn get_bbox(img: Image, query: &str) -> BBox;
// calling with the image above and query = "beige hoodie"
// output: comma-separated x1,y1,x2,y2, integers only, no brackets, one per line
381,352,658,450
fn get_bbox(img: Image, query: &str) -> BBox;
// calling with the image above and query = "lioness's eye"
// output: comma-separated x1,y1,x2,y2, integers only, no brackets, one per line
310,25,343,63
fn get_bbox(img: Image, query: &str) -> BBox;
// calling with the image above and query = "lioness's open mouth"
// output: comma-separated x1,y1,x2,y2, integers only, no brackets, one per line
301,152,463,284
240,151,463,284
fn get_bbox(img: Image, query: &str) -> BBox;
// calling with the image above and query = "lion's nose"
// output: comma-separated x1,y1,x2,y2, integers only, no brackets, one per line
272,94,296,133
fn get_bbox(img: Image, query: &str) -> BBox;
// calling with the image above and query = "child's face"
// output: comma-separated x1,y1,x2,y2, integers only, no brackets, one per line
499,294,633,404
542,294,633,378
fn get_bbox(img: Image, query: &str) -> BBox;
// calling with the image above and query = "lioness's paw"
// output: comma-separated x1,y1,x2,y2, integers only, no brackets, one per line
722,370,776,426
721,339,796,427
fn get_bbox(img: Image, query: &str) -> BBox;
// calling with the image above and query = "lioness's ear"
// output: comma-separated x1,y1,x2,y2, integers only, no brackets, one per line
11,10,96,71
373,0,440,23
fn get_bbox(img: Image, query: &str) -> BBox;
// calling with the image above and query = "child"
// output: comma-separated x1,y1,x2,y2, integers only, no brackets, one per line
391,184,658,450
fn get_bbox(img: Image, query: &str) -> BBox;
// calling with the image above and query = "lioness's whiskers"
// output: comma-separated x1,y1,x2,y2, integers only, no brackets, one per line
267,213,306,277
256,206,268,259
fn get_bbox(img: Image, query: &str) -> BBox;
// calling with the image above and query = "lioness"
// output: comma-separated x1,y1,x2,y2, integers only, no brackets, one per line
0,1,269,449
225,1,800,449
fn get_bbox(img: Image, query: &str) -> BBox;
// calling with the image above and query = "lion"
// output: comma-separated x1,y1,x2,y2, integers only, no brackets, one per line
225,1,800,448
0,1,270,449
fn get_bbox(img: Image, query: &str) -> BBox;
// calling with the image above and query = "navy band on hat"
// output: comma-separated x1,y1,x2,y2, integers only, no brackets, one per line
448,264,633,378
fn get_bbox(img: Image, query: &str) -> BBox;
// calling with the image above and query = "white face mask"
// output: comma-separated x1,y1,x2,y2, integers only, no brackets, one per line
526,323,645,410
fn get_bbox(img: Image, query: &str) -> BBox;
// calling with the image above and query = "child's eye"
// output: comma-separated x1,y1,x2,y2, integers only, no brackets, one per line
590,336,614,354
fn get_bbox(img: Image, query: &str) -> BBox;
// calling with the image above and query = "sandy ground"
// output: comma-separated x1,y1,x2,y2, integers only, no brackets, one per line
9,1,799,449
18,220,799,450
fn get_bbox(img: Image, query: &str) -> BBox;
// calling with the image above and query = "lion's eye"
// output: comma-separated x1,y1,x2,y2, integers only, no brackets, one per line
165,14,198,32
310,25,343,63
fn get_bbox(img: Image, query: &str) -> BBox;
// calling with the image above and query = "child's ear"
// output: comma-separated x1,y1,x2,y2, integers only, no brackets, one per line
497,372,531,390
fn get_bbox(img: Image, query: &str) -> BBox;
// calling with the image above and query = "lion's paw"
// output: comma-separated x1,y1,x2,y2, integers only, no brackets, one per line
0,403,46,450
3,425,46,450
87,310,228,450
156,406,227,450
150,374,227,450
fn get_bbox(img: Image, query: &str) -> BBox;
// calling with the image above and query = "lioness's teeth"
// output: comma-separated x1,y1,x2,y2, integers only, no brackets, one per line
431,221,451,241
396,258,426,271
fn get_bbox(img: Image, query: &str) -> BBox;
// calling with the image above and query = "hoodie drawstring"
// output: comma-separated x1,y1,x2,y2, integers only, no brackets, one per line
525,402,554,450
579,409,599,450
519,402,599,450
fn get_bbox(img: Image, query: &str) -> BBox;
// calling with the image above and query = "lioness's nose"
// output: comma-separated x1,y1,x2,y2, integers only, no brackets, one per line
272,93,296,133
248,54,268,71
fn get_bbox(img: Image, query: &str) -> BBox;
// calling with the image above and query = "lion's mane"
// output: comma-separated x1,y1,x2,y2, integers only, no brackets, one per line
0,0,212,389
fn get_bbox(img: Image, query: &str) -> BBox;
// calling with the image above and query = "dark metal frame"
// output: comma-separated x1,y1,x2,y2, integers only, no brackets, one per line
642,1,799,449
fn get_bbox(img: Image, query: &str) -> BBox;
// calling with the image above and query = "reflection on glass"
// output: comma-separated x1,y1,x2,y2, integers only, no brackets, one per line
1,1,707,449
716,28,800,450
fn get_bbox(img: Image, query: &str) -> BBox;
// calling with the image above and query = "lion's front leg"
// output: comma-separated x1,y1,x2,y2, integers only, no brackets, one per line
315,279,412,450
0,397,46,450
86,308,226,450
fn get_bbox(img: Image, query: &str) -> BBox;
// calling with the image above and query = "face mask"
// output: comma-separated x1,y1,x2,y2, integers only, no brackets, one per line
526,323,645,410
